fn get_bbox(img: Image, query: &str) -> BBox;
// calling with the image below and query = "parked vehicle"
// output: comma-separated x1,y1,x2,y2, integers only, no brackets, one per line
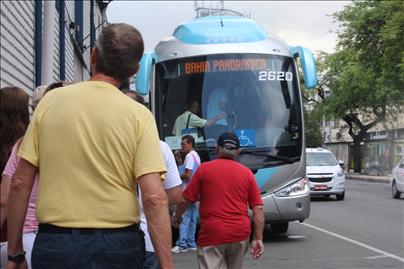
391,157,404,199
306,148,345,200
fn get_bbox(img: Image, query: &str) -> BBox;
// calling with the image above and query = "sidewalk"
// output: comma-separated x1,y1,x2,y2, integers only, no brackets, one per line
345,172,391,183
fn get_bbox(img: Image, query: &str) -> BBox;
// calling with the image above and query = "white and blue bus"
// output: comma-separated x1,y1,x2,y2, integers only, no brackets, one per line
136,15,318,233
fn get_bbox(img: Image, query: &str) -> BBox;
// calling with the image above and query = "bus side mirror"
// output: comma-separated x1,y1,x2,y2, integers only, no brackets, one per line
290,46,318,89
135,52,155,95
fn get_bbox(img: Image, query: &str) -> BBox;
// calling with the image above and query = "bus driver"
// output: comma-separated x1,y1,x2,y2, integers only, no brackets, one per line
172,100,225,138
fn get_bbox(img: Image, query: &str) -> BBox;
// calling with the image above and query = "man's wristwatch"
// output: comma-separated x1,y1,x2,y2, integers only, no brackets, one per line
8,250,26,263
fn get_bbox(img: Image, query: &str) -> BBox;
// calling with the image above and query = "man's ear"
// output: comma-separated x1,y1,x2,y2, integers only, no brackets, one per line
90,48,97,66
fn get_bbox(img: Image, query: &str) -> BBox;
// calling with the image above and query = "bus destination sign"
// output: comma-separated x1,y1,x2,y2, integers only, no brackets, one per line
183,58,267,74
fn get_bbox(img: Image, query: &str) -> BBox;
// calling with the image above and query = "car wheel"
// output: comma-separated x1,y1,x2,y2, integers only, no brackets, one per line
392,180,401,199
336,191,345,201
271,222,289,233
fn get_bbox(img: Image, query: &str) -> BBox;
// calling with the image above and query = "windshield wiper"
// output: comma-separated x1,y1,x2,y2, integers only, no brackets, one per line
239,149,298,164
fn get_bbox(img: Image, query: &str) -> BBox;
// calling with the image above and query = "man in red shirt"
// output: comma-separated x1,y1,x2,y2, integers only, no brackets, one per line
172,132,264,269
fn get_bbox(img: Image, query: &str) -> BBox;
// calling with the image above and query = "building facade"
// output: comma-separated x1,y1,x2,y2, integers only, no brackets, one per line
0,0,111,96
323,117,404,175
307,86,404,175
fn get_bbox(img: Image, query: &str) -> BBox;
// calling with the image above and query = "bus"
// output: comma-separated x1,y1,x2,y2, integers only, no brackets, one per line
135,15,318,233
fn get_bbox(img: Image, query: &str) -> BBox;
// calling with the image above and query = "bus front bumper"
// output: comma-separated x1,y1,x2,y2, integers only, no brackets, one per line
262,192,310,223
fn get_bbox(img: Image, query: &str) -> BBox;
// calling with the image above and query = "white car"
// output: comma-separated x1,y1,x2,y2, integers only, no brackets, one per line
391,157,404,199
306,148,346,200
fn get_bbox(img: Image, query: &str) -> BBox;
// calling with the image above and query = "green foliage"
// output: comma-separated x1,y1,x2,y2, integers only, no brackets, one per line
315,0,404,129
311,1,404,171
304,109,324,148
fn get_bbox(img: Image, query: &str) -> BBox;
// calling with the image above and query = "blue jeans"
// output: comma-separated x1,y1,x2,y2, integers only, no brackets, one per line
176,204,197,249
143,251,159,269
31,227,145,269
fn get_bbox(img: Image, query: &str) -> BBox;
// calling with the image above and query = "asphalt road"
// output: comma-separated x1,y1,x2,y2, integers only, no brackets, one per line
173,180,404,269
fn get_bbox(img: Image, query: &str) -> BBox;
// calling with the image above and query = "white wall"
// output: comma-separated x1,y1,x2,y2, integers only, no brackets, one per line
1,0,108,93
0,1,36,94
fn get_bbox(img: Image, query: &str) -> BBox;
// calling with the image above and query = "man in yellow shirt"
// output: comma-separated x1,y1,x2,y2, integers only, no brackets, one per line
6,24,173,269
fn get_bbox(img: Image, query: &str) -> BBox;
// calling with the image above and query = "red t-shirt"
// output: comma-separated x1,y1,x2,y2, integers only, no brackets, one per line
183,158,263,247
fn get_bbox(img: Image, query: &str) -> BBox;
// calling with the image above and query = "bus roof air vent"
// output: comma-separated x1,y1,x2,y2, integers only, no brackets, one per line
173,16,267,45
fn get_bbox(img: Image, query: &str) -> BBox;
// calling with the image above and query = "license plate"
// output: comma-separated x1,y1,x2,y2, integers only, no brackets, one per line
314,185,328,190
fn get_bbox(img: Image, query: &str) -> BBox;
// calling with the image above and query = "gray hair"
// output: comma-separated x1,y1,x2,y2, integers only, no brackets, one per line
217,146,238,159
95,23,144,82
32,85,48,107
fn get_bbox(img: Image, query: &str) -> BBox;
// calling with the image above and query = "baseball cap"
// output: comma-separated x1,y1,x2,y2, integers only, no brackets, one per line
217,132,240,150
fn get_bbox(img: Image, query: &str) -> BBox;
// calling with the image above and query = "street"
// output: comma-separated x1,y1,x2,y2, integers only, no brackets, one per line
173,180,404,268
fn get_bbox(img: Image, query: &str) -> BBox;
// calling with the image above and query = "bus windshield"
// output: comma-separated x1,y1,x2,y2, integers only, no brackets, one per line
155,53,303,162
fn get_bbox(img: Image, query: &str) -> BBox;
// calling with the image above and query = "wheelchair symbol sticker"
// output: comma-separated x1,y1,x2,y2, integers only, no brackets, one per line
236,129,255,147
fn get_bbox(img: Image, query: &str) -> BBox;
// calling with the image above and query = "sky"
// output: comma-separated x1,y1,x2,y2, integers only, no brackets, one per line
107,1,351,55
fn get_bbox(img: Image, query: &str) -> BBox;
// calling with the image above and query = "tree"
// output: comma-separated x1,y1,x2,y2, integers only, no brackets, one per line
304,108,324,148
313,1,404,172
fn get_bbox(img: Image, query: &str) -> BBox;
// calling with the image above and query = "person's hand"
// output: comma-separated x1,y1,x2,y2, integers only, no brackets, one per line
7,259,28,269
171,213,182,228
218,112,226,120
250,239,264,259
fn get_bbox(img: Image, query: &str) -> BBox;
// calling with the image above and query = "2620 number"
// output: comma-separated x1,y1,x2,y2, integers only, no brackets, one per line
258,71,293,81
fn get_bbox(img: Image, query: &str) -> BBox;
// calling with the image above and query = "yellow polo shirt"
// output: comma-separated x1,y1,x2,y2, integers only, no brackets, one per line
18,81,166,228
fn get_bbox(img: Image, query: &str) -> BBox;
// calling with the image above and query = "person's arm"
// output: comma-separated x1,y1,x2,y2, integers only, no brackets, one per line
180,153,195,180
180,169,192,180
2,141,21,229
247,169,264,259
138,172,173,269
160,142,182,206
171,196,193,228
250,205,264,259
189,112,224,129
0,176,11,228
7,158,38,269
172,167,201,227
165,185,182,206
204,112,226,127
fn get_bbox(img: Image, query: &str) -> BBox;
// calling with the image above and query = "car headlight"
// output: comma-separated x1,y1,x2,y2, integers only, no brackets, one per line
337,172,344,177
275,178,309,197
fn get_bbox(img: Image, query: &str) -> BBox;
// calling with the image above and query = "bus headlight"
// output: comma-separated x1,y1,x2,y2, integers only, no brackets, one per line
275,178,309,197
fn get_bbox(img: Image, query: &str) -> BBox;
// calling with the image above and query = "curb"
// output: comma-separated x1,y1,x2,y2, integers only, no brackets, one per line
345,174,391,184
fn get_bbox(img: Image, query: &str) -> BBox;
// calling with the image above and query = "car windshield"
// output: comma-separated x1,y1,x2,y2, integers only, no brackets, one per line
154,53,303,163
306,152,338,166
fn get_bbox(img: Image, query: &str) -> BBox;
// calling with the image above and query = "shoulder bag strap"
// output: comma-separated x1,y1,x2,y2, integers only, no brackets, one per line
186,112,192,129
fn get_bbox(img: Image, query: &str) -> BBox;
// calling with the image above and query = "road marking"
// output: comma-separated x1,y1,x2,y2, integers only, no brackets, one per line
287,235,307,239
365,255,390,260
301,222,404,263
